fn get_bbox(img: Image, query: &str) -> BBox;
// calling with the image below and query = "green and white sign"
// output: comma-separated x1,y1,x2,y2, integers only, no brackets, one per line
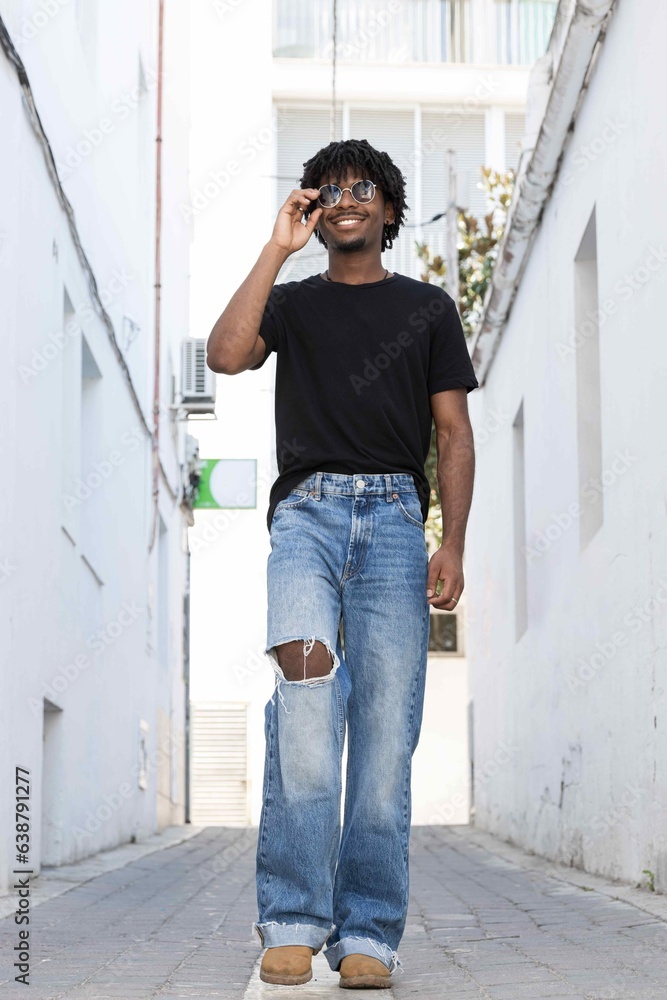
193,459,257,510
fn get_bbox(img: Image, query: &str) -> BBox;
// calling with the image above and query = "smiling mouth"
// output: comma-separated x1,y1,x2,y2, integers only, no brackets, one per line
331,217,366,227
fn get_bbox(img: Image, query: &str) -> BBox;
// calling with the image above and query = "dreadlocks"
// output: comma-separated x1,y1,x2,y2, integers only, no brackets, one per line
299,138,408,253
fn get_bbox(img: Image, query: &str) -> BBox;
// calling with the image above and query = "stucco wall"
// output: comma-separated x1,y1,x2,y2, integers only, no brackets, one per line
0,0,191,893
466,0,667,889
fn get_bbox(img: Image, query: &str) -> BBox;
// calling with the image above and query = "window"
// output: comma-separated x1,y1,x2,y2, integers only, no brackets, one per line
80,335,104,580
513,399,527,639
421,108,487,237
190,703,249,825
273,0,554,65
574,208,602,549
494,0,557,65
273,0,472,64
274,103,490,283
429,610,459,653
41,700,64,866
504,113,526,172
61,290,79,541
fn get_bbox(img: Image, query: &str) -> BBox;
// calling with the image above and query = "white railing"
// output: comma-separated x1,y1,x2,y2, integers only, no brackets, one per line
273,0,472,64
273,0,556,66
495,0,557,65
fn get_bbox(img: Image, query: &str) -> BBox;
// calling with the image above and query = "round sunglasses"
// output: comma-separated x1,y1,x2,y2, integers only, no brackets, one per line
317,179,377,209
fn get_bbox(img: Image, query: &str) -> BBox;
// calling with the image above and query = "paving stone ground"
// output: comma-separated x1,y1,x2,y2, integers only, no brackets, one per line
1,825,666,999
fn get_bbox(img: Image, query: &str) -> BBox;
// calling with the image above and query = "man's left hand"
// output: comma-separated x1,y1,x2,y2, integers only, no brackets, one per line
426,542,464,609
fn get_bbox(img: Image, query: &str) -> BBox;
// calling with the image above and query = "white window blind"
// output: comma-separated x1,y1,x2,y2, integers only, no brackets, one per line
274,104,491,281
275,105,343,283
190,702,249,826
504,112,526,172
420,110,486,277
348,107,417,279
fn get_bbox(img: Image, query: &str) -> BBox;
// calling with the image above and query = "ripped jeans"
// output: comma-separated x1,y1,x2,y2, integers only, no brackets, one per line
253,472,430,974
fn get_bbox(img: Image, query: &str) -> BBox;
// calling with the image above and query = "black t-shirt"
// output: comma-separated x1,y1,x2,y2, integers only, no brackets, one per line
250,271,479,531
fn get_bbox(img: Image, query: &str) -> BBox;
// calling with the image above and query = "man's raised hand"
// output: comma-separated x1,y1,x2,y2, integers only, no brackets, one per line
270,188,322,255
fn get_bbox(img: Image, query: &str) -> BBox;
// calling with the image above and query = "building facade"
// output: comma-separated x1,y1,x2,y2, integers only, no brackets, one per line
0,0,192,894
466,0,667,887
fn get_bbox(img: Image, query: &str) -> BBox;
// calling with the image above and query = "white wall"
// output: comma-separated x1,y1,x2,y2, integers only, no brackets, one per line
0,0,191,893
466,0,667,888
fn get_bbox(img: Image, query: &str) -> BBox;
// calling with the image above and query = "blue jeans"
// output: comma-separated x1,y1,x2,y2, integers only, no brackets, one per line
253,472,430,974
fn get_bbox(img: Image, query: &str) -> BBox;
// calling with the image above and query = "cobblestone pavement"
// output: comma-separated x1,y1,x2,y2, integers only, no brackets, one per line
1,825,666,999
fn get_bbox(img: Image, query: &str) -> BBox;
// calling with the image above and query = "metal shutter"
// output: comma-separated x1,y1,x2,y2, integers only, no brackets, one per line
275,104,343,283
420,110,486,276
190,702,249,826
348,107,417,278
504,112,526,172
274,105,490,281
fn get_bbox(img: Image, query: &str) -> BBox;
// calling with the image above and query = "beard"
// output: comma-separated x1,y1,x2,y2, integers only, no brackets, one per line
332,233,367,253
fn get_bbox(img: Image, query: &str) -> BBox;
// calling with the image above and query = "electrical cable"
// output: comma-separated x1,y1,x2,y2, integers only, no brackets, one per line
404,212,449,228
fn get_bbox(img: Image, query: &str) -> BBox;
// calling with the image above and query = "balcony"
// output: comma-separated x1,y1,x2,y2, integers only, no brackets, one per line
273,0,557,67
494,0,557,64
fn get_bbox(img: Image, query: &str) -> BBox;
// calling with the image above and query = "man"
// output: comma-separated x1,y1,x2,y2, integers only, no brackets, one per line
206,139,478,989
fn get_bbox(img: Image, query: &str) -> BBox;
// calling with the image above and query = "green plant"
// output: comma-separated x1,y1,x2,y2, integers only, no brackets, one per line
641,868,656,892
416,167,515,335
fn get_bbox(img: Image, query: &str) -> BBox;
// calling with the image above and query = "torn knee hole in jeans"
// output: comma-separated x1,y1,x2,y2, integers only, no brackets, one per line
268,636,340,710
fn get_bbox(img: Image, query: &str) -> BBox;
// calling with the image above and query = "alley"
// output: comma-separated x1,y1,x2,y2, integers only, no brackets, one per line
1,826,666,999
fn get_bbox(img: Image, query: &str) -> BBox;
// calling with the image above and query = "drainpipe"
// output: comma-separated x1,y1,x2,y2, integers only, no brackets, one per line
470,0,617,385
148,0,165,553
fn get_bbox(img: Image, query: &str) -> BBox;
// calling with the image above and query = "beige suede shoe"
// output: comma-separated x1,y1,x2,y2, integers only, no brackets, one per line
339,953,393,989
259,944,314,985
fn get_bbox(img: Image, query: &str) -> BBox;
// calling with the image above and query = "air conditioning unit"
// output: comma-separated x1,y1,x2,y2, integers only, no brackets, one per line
181,339,216,414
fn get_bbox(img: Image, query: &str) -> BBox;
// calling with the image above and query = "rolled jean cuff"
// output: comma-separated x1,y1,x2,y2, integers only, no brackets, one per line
323,935,402,973
253,920,335,953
